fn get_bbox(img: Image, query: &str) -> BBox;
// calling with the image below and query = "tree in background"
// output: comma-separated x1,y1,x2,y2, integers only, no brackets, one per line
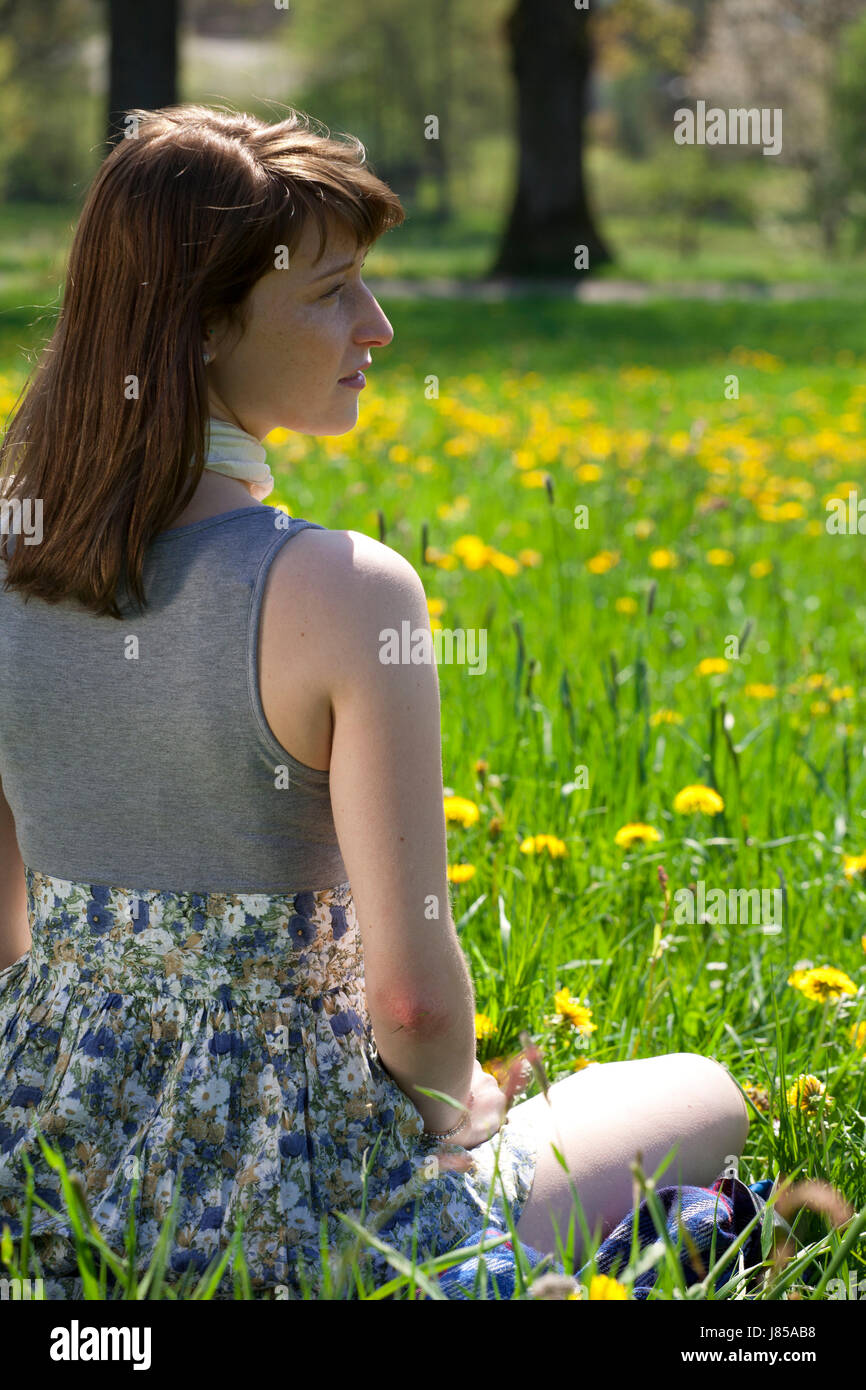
492,0,611,275
490,0,715,275
106,0,178,148
289,0,615,275
3,0,865,276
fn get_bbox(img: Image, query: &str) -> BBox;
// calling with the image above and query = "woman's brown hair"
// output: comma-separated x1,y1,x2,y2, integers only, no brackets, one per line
0,104,404,617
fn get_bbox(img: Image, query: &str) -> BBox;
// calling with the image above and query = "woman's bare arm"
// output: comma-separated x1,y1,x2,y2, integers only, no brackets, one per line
290,528,476,1134
0,776,30,971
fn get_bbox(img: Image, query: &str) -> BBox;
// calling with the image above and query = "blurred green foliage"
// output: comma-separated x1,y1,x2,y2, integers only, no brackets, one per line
1,0,866,282
833,8,866,248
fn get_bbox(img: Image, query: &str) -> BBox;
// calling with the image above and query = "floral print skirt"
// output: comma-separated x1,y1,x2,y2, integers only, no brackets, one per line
0,868,538,1299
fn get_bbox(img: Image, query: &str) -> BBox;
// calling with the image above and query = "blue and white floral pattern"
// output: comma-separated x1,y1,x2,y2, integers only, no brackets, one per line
0,868,537,1298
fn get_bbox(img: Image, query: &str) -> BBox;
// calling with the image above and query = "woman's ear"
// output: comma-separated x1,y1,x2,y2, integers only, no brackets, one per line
203,310,245,364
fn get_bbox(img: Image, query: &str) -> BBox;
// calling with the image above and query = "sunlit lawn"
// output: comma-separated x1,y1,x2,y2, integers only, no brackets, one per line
2,272,866,1296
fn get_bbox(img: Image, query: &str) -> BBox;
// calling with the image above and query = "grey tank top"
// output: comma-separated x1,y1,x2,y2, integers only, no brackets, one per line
0,505,348,894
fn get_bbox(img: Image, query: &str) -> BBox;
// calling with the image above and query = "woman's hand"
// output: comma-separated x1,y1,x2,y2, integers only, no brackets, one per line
451,1059,508,1150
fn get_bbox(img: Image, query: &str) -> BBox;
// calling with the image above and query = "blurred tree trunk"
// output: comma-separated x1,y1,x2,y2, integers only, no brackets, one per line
106,0,179,148
492,0,611,275
428,0,454,224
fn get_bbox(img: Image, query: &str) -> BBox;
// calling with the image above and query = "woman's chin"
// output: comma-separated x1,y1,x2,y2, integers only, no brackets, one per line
324,409,361,437
269,406,360,438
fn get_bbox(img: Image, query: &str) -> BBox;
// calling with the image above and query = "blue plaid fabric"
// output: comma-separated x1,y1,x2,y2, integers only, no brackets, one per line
435,1175,766,1300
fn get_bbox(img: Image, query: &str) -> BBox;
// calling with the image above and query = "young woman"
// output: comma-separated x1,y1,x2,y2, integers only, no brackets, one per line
0,105,748,1298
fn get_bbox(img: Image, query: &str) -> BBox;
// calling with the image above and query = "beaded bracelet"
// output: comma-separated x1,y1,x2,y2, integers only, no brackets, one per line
425,1093,472,1141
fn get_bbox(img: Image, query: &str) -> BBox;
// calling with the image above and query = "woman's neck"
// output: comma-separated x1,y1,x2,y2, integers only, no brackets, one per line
162,470,264,531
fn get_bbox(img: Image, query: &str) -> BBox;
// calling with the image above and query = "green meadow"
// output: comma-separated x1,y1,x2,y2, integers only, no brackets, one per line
2,206,866,1299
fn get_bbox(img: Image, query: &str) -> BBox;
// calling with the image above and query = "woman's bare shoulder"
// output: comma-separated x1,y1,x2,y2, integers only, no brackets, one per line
278,525,423,599
268,526,426,669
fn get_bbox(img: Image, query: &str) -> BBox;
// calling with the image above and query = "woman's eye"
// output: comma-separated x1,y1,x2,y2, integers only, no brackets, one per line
322,259,368,300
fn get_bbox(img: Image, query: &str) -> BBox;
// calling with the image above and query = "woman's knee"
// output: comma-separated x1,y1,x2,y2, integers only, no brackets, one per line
670,1051,750,1146
510,1052,749,1256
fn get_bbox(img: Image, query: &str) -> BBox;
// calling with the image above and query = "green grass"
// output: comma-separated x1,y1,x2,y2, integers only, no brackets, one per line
2,228,866,1299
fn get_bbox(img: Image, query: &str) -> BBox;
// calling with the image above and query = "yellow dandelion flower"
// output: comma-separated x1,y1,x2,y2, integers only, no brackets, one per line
481,1057,509,1084
830,685,854,702
731,346,783,372
474,1012,496,1041
447,863,477,884
743,1082,770,1113
583,423,615,459
586,549,621,574
844,852,866,880
750,559,773,578
573,1057,600,1071
436,493,470,519
424,546,459,570
589,1274,628,1300
744,683,777,699
519,469,550,489
696,657,729,676
553,989,597,1034
520,834,568,858
426,597,447,618
787,966,857,1003
576,463,602,482
850,1021,866,1050
649,548,678,569
264,426,292,446
614,822,662,849
786,1074,833,1115
706,548,735,566
650,709,683,726
615,596,639,615
810,700,830,716
452,535,492,570
673,784,725,815
619,366,660,385
486,549,520,577
777,501,805,521
517,549,543,567
633,518,656,539
443,795,480,828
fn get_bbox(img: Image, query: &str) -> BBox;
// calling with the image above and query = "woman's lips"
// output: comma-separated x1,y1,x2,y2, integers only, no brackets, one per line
338,370,366,388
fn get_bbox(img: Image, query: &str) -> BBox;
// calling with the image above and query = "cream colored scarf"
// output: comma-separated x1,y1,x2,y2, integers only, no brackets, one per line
199,416,275,502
